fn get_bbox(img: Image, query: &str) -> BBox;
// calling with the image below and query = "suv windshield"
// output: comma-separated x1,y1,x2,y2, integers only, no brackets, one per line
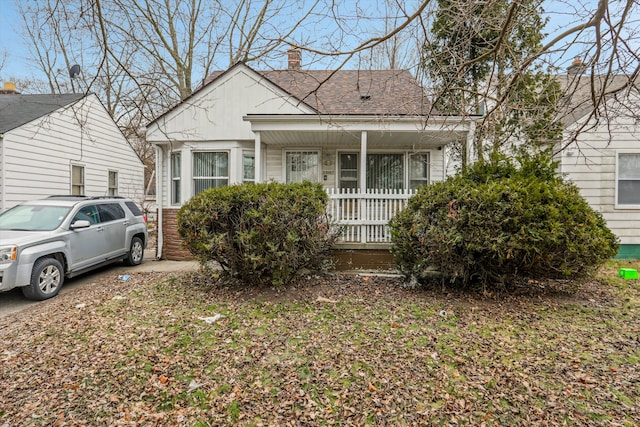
0,205,72,231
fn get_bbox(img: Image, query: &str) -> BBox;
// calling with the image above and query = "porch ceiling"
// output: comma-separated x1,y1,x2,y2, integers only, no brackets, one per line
245,114,473,148
257,129,464,147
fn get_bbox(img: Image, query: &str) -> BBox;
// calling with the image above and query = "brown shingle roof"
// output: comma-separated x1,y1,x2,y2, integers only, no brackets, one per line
203,65,431,115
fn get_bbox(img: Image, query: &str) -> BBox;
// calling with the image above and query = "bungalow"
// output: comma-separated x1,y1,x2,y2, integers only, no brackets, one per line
147,51,475,261
0,86,145,210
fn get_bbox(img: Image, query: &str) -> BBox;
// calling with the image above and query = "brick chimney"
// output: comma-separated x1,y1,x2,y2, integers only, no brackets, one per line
567,57,586,75
0,82,19,94
288,48,301,70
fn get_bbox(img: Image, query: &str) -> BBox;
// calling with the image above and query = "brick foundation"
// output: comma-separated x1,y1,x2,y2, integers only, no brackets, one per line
159,209,397,269
160,209,194,260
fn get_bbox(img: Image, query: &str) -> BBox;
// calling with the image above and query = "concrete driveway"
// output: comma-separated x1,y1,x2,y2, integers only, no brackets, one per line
0,258,199,318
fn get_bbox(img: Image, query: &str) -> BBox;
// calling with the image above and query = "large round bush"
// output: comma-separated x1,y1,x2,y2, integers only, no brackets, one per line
178,182,339,287
390,154,618,288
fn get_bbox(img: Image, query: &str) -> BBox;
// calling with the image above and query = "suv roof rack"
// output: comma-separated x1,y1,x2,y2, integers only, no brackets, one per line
46,195,90,199
46,195,125,200
88,196,125,200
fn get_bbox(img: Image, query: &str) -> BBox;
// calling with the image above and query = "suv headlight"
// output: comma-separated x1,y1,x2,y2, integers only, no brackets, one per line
0,246,17,263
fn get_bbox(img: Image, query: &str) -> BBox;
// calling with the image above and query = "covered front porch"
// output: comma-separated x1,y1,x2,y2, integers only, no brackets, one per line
245,114,475,245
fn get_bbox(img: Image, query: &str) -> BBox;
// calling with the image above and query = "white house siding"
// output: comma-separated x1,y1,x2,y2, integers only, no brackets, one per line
1,94,144,210
265,145,283,183
149,67,315,207
560,107,640,247
147,67,314,144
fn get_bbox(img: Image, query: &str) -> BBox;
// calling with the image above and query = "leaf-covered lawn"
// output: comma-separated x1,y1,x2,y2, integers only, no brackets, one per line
1,263,639,426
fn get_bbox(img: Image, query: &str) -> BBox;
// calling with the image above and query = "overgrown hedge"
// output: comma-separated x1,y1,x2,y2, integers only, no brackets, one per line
177,182,338,287
390,154,618,289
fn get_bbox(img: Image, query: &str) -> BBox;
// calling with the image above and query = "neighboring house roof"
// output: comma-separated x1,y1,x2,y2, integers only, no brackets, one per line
559,73,637,126
0,93,85,133
151,62,432,125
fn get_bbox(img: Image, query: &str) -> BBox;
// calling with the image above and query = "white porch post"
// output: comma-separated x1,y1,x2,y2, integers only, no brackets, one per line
360,131,367,192
360,131,367,243
466,121,476,165
181,146,190,203
254,131,262,183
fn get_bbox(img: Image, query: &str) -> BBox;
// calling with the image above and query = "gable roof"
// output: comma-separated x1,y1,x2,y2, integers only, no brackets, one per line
202,64,431,115
559,74,637,126
0,93,85,133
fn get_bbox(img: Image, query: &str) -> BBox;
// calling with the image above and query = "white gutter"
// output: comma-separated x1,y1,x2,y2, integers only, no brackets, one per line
155,145,163,259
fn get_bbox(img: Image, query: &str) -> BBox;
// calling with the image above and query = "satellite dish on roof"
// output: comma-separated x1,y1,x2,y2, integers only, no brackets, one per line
69,64,81,79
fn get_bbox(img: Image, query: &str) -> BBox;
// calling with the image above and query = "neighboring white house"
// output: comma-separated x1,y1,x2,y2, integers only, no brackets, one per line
147,53,475,260
557,71,640,259
0,90,145,211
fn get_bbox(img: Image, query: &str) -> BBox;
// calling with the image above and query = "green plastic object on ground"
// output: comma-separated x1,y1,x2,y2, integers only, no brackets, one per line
618,268,639,280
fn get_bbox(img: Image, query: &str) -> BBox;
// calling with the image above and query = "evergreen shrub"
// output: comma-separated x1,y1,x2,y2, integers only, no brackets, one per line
389,153,618,289
177,182,338,287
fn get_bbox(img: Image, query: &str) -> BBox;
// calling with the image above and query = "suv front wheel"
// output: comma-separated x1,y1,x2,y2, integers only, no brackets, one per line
22,257,64,300
124,236,144,266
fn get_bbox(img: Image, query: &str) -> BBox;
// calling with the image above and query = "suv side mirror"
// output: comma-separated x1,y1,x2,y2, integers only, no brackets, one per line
71,220,91,229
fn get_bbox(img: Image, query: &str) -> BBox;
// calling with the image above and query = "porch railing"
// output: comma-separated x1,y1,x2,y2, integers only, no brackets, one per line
326,188,416,244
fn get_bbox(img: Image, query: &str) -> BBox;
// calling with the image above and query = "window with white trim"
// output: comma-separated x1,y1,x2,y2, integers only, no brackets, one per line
193,151,229,194
108,171,118,196
617,153,640,205
243,152,255,183
337,151,431,191
339,153,358,190
71,165,84,195
285,151,319,183
171,152,181,204
409,153,430,190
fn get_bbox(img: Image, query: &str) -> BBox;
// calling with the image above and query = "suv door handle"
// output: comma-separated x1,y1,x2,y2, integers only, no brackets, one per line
96,226,105,232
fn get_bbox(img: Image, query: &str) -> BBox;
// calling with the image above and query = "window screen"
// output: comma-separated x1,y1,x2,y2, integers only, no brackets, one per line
618,153,640,205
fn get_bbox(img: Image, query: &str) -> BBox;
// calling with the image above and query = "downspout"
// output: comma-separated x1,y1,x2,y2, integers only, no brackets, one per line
155,144,163,259
0,133,5,211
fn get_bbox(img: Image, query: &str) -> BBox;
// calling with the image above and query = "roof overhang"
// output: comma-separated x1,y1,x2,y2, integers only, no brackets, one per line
243,114,475,147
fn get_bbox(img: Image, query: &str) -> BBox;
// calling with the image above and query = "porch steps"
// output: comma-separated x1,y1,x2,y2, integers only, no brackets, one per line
331,245,397,272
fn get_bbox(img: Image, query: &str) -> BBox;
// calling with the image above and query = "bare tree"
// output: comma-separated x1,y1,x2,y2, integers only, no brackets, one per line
365,0,422,71
16,0,331,196
283,0,639,158
15,0,640,164
0,50,7,76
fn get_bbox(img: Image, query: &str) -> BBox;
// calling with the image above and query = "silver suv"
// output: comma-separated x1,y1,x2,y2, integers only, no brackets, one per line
0,196,148,300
